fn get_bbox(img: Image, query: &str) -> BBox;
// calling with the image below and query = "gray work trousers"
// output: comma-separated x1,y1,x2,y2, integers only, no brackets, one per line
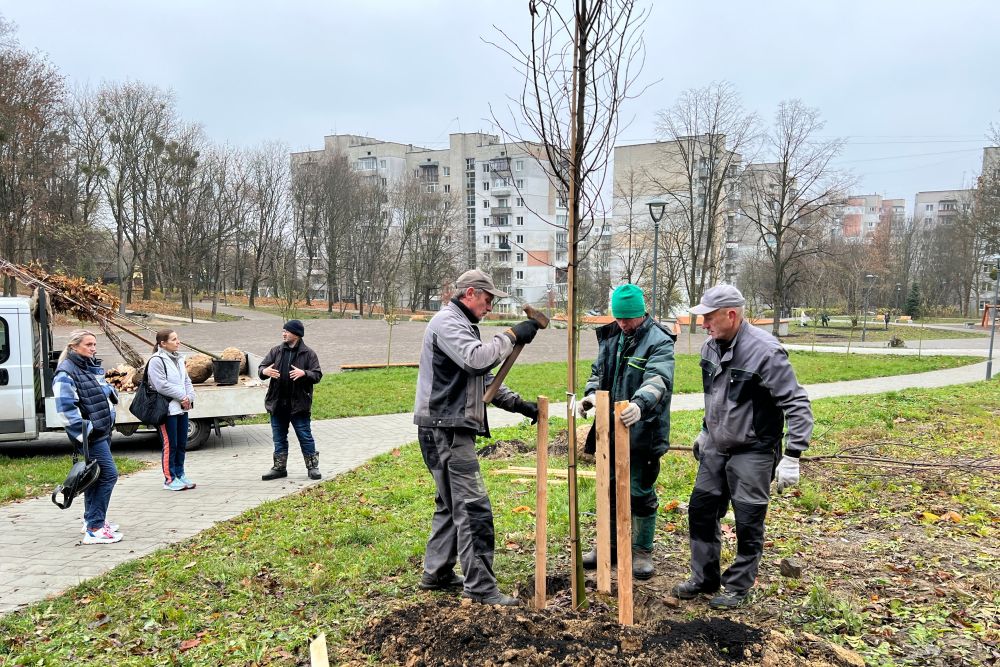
418,426,497,597
686,446,774,594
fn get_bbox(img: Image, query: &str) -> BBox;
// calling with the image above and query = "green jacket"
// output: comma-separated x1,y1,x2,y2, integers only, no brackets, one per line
583,316,676,456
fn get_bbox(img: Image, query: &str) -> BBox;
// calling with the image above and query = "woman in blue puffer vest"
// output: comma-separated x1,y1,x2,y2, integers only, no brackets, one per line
53,329,122,545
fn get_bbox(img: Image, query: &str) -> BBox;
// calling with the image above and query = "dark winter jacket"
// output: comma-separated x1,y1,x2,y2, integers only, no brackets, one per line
53,352,118,444
698,319,813,457
258,341,322,415
583,316,676,457
413,298,526,436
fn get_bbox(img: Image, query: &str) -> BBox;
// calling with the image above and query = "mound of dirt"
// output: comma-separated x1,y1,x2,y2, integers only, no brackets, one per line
478,439,534,459
354,594,857,667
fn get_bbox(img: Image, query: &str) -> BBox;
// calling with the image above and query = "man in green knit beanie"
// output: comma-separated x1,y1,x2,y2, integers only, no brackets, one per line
578,283,676,579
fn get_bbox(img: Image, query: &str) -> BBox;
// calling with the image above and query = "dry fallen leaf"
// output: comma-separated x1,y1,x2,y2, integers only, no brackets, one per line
663,499,680,512
939,511,962,523
180,638,201,652
391,448,402,457
921,511,940,523
513,505,534,514
183,561,198,569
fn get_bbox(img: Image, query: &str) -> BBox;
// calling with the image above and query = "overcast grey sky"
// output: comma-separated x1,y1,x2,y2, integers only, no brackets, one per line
5,0,999,212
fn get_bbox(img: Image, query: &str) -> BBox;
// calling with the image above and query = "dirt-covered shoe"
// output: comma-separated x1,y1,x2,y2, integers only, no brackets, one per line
709,587,749,609
582,546,614,570
670,579,719,600
632,548,655,580
418,571,465,591
463,591,520,607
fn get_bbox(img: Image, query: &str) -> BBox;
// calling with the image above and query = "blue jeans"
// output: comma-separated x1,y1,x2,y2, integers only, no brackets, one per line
158,412,190,483
84,436,118,530
270,412,316,456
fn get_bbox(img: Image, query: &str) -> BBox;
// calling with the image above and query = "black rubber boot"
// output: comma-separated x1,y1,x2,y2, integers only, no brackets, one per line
305,453,321,480
262,452,288,481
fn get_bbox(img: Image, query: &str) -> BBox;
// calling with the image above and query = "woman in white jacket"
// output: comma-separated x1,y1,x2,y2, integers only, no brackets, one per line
148,329,196,491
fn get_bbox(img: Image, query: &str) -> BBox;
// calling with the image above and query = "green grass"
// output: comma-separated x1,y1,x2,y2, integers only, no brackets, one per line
2,381,997,665
0,454,148,506
250,352,977,423
782,320,986,344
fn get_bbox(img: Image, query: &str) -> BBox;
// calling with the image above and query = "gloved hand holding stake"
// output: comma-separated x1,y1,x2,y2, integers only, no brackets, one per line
692,432,706,461
775,455,800,492
515,399,539,425
620,401,641,427
577,394,595,418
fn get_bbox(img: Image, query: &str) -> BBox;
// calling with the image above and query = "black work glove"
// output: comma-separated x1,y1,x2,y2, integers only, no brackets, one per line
505,319,540,345
514,399,539,425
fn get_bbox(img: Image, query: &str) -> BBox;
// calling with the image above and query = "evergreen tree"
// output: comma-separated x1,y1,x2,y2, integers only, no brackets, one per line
904,282,921,319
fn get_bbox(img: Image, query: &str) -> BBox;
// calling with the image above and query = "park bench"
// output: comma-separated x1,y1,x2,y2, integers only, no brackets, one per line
897,315,912,323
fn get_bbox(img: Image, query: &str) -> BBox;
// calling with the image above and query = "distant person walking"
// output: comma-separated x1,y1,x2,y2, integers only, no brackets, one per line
884,311,890,330
259,320,324,481
53,330,122,544
148,329,197,491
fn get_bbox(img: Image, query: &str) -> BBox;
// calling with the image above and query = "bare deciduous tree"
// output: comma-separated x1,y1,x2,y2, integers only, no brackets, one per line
739,100,849,335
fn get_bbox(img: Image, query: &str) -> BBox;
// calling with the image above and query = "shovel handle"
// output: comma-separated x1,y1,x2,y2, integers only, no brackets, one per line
483,344,524,403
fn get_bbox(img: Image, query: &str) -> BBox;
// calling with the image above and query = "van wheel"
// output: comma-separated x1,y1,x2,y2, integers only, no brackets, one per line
186,419,211,451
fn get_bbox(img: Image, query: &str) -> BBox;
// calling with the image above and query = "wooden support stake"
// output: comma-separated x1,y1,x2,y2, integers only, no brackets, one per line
595,390,612,594
614,400,633,626
309,632,330,667
534,396,549,610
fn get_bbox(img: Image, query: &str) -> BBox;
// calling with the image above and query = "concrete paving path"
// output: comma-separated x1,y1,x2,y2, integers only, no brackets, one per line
0,359,991,616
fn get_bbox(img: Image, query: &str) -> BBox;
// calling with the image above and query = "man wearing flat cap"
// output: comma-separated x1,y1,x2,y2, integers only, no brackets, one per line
413,269,542,606
578,283,676,580
671,285,813,609
259,319,324,481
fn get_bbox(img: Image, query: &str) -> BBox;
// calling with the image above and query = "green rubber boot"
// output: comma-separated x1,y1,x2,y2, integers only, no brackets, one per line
632,514,656,580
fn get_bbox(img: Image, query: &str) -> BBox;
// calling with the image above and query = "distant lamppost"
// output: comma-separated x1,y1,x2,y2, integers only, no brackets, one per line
647,198,667,320
986,254,1000,380
860,274,877,342
895,283,902,314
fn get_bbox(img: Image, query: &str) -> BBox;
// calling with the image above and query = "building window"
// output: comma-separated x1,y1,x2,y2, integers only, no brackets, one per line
466,158,475,170
515,160,524,171
483,200,490,209
381,177,387,187
516,288,524,297
516,216,524,226
482,164,491,173
483,181,490,191
443,166,450,176
516,198,523,206
516,270,524,280
358,157,377,171
516,252,524,262
516,179,524,188
444,184,450,193
484,217,490,226
516,234,524,244
379,159,386,169
925,203,933,211
497,198,508,208
923,217,932,224
483,235,489,244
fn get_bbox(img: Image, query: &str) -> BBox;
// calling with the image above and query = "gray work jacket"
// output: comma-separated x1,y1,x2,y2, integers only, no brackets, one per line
699,320,813,457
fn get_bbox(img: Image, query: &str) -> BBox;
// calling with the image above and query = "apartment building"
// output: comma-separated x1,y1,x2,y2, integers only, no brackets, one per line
291,132,568,313
611,136,741,301
831,194,904,241
913,189,973,230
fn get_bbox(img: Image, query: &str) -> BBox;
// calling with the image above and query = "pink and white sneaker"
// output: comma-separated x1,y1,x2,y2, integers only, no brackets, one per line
81,519,120,534
82,525,123,545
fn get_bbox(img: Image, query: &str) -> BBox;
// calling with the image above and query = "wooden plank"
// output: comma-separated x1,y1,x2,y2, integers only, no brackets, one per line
309,632,329,667
595,390,612,594
614,400,633,626
534,396,549,610
339,362,419,370
494,467,596,479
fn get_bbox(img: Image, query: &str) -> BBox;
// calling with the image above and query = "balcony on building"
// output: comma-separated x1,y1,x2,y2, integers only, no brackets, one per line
491,205,512,217
488,157,511,174
491,179,512,196
492,240,512,251
491,215,511,227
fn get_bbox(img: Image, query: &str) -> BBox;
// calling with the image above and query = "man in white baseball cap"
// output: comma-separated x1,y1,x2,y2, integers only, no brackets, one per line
672,284,813,609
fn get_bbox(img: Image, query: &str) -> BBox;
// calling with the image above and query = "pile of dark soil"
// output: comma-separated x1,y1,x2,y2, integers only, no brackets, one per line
355,596,859,666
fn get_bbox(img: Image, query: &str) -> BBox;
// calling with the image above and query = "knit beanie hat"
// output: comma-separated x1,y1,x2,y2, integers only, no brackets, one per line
611,284,646,319
283,319,305,338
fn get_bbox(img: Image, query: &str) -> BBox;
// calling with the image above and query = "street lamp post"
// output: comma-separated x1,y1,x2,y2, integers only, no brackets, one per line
986,254,1000,380
895,283,901,315
647,198,667,320
860,274,877,342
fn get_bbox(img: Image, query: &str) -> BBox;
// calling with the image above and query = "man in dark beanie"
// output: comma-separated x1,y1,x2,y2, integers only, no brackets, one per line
578,283,676,580
258,320,323,480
